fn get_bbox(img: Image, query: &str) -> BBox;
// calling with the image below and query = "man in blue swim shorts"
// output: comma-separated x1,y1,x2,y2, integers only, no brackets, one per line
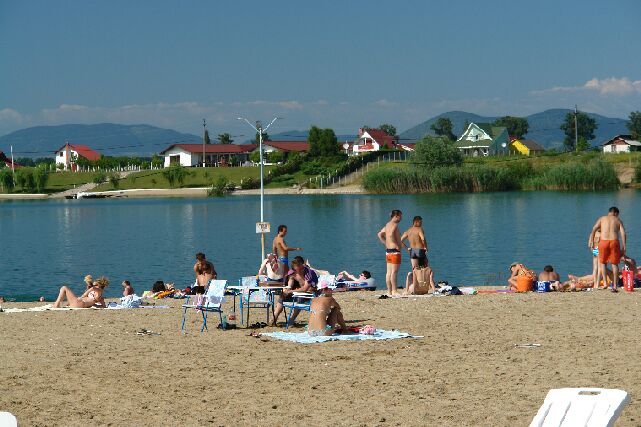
401,216,428,269
272,224,302,272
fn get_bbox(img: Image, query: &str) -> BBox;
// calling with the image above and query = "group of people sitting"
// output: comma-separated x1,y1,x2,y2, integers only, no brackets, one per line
53,275,136,308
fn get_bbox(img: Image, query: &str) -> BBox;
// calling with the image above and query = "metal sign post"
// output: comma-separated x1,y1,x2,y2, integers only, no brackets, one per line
256,222,271,260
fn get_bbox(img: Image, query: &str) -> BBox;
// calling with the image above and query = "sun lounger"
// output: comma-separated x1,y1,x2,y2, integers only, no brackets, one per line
530,388,630,427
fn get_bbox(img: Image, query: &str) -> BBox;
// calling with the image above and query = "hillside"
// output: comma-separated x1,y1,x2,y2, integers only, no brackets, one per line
398,109,628,149
0,123,200,158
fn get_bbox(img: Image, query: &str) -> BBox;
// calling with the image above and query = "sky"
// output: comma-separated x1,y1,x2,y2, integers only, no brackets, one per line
1,0,640,137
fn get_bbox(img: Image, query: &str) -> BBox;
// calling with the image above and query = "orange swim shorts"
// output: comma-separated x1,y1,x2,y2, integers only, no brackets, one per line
386,250,401,265
598,239,621,264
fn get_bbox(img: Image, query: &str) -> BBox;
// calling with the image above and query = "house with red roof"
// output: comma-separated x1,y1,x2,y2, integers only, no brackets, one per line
54,142,101,170
0,151,20,169
262,141,310,153
352,128,398,154
602,135,641,153
159,143,257,167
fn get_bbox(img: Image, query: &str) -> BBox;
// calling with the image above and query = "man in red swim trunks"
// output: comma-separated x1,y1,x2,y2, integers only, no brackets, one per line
378,209,403,295
589,206,626,292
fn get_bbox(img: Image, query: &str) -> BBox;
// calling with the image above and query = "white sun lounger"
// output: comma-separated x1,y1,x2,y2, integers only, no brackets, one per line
0,412,18,427
530,388,630,427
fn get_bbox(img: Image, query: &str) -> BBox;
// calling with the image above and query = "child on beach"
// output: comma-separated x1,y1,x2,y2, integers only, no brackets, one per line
122,280,135,297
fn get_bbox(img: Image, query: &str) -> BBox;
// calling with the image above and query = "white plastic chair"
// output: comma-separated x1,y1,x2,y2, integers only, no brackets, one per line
180,280,227,333
530,388,630,427
0,412,17,427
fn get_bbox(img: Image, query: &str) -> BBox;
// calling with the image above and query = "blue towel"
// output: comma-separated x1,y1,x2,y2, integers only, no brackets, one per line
260,329,420,344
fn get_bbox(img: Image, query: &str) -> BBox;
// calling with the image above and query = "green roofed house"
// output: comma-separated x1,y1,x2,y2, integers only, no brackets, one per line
454,123,510,157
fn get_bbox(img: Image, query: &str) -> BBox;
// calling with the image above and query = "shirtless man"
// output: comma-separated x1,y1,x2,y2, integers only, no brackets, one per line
539,265,561,290
272,225,302,270
377,209,403,295
401,216,428,269
193,252,217,294
589,207,626,292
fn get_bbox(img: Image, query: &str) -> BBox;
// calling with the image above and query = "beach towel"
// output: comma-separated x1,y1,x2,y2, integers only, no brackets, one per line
260,329,421,344
1,304,85,313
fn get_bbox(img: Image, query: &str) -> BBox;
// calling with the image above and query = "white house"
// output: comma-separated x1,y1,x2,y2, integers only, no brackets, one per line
602,135,641,153
159,143,257,167
54,143,101,170
352,128,397,154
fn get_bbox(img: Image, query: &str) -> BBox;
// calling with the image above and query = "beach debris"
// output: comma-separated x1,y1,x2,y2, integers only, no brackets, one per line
514,343,542,349
136,329,161,336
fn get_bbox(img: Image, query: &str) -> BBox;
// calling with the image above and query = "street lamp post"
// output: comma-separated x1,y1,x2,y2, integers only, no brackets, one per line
237,116,282,261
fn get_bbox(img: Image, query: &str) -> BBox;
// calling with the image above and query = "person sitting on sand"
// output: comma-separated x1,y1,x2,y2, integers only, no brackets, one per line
337,270,375,287
539,265,561,290
405,260,435,295
53,276,109,308
122,280,135,297
194,252,217,294
508,263,536,292
257,253,285,282
308,281,347,336
272,256,318,326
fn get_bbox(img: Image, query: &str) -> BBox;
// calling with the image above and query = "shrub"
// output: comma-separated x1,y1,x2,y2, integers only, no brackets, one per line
0,169,14,193
240,177,258,189
93,172,106,185
635,161,641,183
109,173,120,189
162,165,189,188
33,166,49,193
207,176,229,197
15,168,35,192
411,136,462,168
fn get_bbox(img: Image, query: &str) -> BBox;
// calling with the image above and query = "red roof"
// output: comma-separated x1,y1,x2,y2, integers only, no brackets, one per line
264,141,309,152
361,129,396,147
0,151,20,168
55,144,101,161
160,143,258,155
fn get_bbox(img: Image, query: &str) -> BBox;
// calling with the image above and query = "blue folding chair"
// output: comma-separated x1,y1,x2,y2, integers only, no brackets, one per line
238,276,271,326
282,275,335,329
181,280,227,333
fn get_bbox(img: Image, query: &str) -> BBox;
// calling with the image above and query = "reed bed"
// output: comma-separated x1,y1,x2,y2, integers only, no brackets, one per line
362,160,619,193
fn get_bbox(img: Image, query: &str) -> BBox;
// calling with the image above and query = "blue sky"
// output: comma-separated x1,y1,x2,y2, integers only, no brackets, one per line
1,0,640,137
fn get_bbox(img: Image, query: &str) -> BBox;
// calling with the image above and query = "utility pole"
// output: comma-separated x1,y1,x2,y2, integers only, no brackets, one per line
574,104,579,152
202,119,207,167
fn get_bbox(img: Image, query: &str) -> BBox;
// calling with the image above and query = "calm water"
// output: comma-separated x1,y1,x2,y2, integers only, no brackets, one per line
1,191,640,301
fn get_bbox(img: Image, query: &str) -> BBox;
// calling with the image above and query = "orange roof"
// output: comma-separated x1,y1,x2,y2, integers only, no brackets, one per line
160,143,258,155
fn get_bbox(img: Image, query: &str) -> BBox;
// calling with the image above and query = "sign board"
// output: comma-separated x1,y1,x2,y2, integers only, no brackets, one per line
256,222,271,234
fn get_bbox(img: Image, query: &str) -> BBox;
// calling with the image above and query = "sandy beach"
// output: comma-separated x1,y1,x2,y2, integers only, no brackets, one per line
1,290,640,426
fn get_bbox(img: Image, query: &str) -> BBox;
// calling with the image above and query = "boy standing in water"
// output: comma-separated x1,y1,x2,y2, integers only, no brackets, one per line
377,209,403,296
589,206,626,292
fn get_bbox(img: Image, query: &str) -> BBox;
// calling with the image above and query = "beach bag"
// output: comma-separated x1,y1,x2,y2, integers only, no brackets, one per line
536,281,551,293
412,267,431,295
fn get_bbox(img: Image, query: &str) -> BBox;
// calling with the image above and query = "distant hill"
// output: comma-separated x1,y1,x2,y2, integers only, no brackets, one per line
398,109,628,149
0,123,200,158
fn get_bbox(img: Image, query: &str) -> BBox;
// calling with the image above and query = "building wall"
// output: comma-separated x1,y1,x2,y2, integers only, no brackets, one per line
603,144,630,154
163,148,195,167
509,140,530,155
55,149,79,169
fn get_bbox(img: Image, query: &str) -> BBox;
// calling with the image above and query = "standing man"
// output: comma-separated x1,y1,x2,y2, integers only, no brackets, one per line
377,209,403,296
589,207,626,292
401,215,428,269
272,225,302,270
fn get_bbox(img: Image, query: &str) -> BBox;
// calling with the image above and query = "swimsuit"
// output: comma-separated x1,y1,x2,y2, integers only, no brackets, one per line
598,239,621,264
410,248,427,262
385,249,401,265
278,256,289,268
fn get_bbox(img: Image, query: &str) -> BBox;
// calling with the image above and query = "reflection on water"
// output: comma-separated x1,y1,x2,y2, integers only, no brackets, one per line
1,191,640,301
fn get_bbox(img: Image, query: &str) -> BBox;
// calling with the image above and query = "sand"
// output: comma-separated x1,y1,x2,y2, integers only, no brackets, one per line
1,290,640,426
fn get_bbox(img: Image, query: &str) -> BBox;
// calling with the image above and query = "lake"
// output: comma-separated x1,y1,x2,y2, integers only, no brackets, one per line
1,191,639,301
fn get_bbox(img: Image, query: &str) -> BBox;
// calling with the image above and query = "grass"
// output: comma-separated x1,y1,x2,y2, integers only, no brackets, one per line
363,159,620,193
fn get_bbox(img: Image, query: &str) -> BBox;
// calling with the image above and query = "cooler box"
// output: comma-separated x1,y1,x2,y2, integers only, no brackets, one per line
516,276,533,292
536,281,551,293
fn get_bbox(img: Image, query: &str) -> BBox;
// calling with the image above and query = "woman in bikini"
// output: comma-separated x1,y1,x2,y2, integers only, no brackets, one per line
308,283,347,336
53,276,109,308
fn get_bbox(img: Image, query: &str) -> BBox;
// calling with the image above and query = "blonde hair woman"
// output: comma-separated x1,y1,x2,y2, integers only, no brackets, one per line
53,276,109,308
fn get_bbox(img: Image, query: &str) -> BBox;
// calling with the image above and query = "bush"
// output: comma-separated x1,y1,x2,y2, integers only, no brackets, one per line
301,160,326,176
0,169,14,193
207,176,229,197
162,165,189,188
109,173,120,189
240,177,258,189
93,172,106,185
33,166,49,193
15,168,35,192
635,161,641,183
411,136,462,168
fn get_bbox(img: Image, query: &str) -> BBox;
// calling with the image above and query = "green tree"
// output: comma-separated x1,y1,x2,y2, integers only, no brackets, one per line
308,126,339,158
204,129,211,144
411,136,462,168
93,172,106,185
33,165,49,193
379,124,397,137
626,111,641,140
0,169,14,193
254,131,270,143
560,111,597,151
151,154,163,168
109,173,120,189
217,133,233,144
16,168,35,192
430,117,456,140
249,150,262,164
493,116,529,139
162,164,189,188
267,150,284,163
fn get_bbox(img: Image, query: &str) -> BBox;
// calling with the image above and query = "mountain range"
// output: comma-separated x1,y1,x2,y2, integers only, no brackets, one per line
398,109,629,149
0,123,200,158
0,109,630,158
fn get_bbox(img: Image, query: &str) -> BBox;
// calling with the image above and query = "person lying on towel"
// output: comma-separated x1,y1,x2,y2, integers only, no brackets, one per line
53,276,109,308
308,281,347,336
